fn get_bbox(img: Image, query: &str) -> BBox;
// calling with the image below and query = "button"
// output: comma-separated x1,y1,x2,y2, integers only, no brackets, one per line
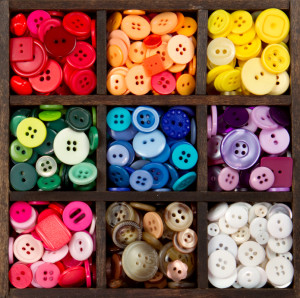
176,228,198,253
27,10,51,37
129,41,146,63
268,235,293,254
251,106,279,130
132,106,159,133
10,202,32,223
218,167,239,191
35,128,57,155
238,241,265,266
35,262,60,288
69,231,93,261
109,29,131,50
107,38,128,66
121,15,151,40
58,266,86,287
107,143,131,166
142,163,169,189
207,37,235,66
106,202,135,229
143,54,165,77
237,266,260,289
208,270,237,289
63,12,91,38
10,75,33,95
143,34,162,49
207,202,228,222
9,263,33,289
149,42,174,70
223,107,249,128
231,10,253,34
108,165,130,187
10,37,33,62
150,12,177,35
269,106,290,127
167,35,194,64
218,216,238,234
143,212,163,238
207,166,222,191
267,213,292,238
177,17,197,37
107,107,131,132
167,260,188,282
249,217,267,238
35,156,57,177
207,135,223,160
107,12,122,32
10,13,27,36
151,71,176,95
208,250,236,278
228,26,256,45
68,162,97,185
39,111,62,122
265,257,293,286
10,163,38,191
66,107,92,132
42,244,69,263
231,226,251,244
207,65,234,85
107,45,123,67
249,166,275,191
208,10,231,36
37,174,61,191
225,204,248,228
267,203,292,220
125,65,151,95
171,143,198,170
269,71,290,95
129,169,153,191
53,127,90,165
142,231,163,251
67,41,96,69
176,73,195,95
38,18,62,43
10,139,33,163
172,172,197,191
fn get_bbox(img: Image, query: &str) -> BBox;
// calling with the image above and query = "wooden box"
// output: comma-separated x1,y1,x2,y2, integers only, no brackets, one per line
1,0,299,297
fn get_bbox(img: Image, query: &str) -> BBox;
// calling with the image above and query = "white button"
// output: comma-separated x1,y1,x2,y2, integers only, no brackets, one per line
208,269,237,289
69,231,93,261
231,202,252,210
207,202,228,222
207,37,235,66
249,217,268,238
267,235,293,254
238,241,265,266
35,156,57,177
218,216,238,234
208,250,236,278
207,222,220,237
225,205,248,229
256,266,268,288
267,213,293,238
267,203,292,220
254,204,268,217
237,266,260,288
265,257,294,286
42,244,68,263
231,226,250,245
53,128,90,165
89,214,96,235
208,234,238,258
255,231,269,245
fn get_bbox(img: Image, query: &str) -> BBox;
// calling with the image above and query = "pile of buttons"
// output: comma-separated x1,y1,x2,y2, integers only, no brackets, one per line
107,106,197,191
10,105,98,191
10,11,96,95
207,105,292,191
106,201,197,288
8,201,96,288
106,10,197,95
207,202,294,288
207,9,290,95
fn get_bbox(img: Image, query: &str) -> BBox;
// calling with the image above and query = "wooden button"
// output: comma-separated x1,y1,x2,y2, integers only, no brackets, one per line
107,38,128,65
150,12,178,35
107,12,122,32
176,73,195,95
177,17,197,37
149,42,173,70
129,41,147,63
125,65,151,95
167,35,194,64
107,45,123,68
143,212,164,238
121,15,151,40
107,73,127,95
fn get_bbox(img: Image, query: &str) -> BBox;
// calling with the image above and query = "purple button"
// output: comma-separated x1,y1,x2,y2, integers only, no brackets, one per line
211,106,217,136
220,129,261,170
267,187,290,192
223,107,249,128
250,106,279,130
217,114,233,134
207,115,212,139
269,107,290,127
207,135,223,160
208,166,222,191
239,168,253,188
249,166,275,191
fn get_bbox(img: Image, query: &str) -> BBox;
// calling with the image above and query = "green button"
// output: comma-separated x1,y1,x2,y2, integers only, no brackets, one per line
83,157,96,165
39,111,62,122
66,107,92,132
11,108,31,118
10,139,33,163
37,174,61,191
73,180,96,191
89,126,99,151
10,163,37,191
30,108,40,118
10,115,27,137
92,106,97,126
47,118,68,132
40,105,64,110
68,162,97,185
34,128,57,155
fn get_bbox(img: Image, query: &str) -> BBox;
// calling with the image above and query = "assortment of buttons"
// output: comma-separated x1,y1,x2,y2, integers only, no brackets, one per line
107,106,198,191
207,105,292,192
106,11,197,95
8,201,96,288
207,202,293,288
106,201,197,288
10,105,98,191
207,9,290,95
10,11,97,95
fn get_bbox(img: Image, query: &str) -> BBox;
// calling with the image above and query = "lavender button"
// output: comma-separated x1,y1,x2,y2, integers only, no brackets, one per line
207,135,223,160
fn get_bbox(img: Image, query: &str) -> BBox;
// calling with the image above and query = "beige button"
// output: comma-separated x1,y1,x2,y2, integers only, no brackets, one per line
129,41,147,63
107,38,128,65
125,65,151,95
107,73,127,95
130,202,156,212
167,260,188,282
143,212,164,239
269,71,290,95
207,37,235,66
167,35,194,64
150,12,178,35
121,15,151,40
142,231,163,251
177,228,198,250
254,204,268,217
108,30,130,50
149,42,173,70
107,66,129,78
161,34,172,43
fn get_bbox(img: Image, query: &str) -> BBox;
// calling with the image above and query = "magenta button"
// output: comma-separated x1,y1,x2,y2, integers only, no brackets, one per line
27,10,51,38
10,201,32,223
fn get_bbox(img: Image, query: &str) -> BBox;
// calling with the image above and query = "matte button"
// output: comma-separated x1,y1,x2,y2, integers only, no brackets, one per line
218,167,239,191
39,111,62,122
10,201,32,223
38,18,62,43
10,163,38,191
68,162,97,185
269,106,290,127
151,71,176,95
35,128,57,155
10,37,33,62
10,139,33,163
66,107,92,132
142,162,169,189
35,262,60,288
58,266,86,287
9,263,33,289
69,232,93,261
121,15,151,40
107,12,122,33
150,12,177,35
208,250,236,278
223,107,249,128
107,107,131,132
129,169,153,191
177,17,197,37
167,35,194,64
125,65,152,95
37,174,61,191
251,106,279,130
176,74,196,95
171,143,198,170
249,166,275,191
207,37,235,66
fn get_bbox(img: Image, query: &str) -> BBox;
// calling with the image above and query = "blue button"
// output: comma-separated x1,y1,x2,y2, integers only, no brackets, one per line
133,129,166,158
124,166,135,175
132,106,160,133
142,162,169,189
107,107,131,132
190,118,196,145
171,143,198,170
164,163,179,188
108,124,137,141
107,140,135,166
169,106,195,117
161,109,191,140
129,170,153,191
150,144,170,163
130,160,151,170
108,187,131,191
108,165,130,187
154,188,171,192
172,172,197,191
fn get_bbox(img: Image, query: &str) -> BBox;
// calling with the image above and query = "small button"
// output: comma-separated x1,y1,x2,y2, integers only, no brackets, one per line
167,260,188,282
267,213,292,238
27,10,51,37
151,71,176,95
177,17,197,37
10,139,33,163
69,231,93,261
238,241,265,266
108,165,130,187
218,167,239,191
63,12,91,38
208,10,231,36
269,72,290,95
107,107,131,132
269,106,290,127
67,41,96,69
10,163,38,191
143,212,163,238
249,166,275,191
107,12,122,33
223,107,249,128
35,156,57,177
105,202,135,229
172,172,197,191
107,38,128,65
10,201,32,223
132,106,159,133
171,143,198,170
142,163,169,189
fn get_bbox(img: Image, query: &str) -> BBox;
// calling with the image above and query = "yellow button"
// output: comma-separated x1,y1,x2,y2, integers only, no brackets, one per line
176,74,195,95
121,15,151,40
208,17,233,39
208,10,231,36
177,17,197,37
255,8,290,44
107,45,123,67
227,26,256,46
207,57,236,70
207,65,234,84
238,59,247,68
261,44,290,74
123,10,146,15
231,10,253,34
207,37,235,66
16,117,47,148
129,41,147,63
107,12,122,33
241,57,276,95
214,69,241,92
188,55,196,76
280,41,289,51
269,71,290,95
235,36,261,61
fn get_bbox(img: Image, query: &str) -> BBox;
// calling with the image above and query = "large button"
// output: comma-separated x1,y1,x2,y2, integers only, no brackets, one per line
177,17,197,37
230,10,253,34
10,163,38,191
225,204,248,228
68,162,97,185
38,18,62,43
207,37,235,66
63,12,91,38
208,234,238,257
266,257,293,286
35,156,57,177
208,250,236,278
150,12,177,35
238,241,265,266
125,65,151,95
208,10,231,36
105,202,135,229
9,263,33,289
10,139,33,163
66,107,92,132
237,266,260,289
267,213,292,238
69,232,93,261
167,35,194,64
121,15,151,40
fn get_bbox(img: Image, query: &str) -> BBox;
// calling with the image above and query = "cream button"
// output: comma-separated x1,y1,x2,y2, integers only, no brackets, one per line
207,37,235,66
238,241,265,267
266,257,294,286
208,250,236,278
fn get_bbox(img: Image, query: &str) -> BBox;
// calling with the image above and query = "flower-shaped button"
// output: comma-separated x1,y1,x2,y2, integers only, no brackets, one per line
249,166,275,191
167,260,188,282
129,170,153,191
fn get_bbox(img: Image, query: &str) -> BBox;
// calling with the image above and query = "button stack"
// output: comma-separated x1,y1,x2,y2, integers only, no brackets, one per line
106,11,197,95
207,9,290,95
106,202,197,288
207,105,292,192
10,11,97,95
10,105,98,191
8,201,96,288
207,202,294,288
107,106,198,191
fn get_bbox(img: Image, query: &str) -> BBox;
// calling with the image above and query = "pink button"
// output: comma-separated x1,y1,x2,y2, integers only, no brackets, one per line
9,263,33,289
242,108,258,133
251,106,279,130
69,69,96,95
62,201,93,231
151,71,176,95
85,259,92,288
61,253,83,268
69,231,93,261
30,261,45,288
66,41,96,69
259,127,290,154
260,157,293,188
38,18,62,42
42,244,69,263
249,166,275,191
207,115,212,139
35,262,60,288
218,167,239,191
10,202,32,223
10,206,37,232
29,201,50,205
9,237,14,264
27,10,51,37
211,105,218,136
10,37,33,62
166,260,188,282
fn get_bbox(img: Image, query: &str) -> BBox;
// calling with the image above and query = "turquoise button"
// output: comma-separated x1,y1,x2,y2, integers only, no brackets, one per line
37,174,61,191
172,172,197,191
10,163,38,191
10,109,31,137
171,143,198,170
107,107,131,132
68,162,97,185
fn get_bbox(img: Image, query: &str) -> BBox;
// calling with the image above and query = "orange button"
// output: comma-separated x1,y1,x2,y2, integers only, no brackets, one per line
125,65,151,95
107,38,128,65
143,54,165,76
150,12,178,35
149,42,173,70
121,15,151,40
107,45,123,67
188,55,196,76
143,212,164,239
107,73,127,95
177,17,197,37
169,63,186,73
108,30,130,50
170,12,185,33
107,12,122,33
167,35,195,64
129,41,147,63
176,73,195,95
125,58,140,69
107,66,129,78
123,10,146,15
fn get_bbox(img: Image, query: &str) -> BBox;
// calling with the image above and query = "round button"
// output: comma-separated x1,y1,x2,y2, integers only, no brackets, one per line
143,212,164,238
238,241,265,266
10,139,33,163
27,10,51,37
143,34,162,49
66,107,92,132
107,73,127,95
251,106,279,130
208,10,231,36
132,106,159,133
149,42,174,70
106,202,135,229
129,170,153,191
237,266,260,288
176,74,195,95
35,262,60,288
107,12,122,33
171,143,198,170
218,167,239,191
142,162,169,189
249,166,275,191
231,10,253,34
207,202,228,221
269,106,290,127
9,263,33,289
107,38,128,65
266,257,293,286
63,12,91,37
38,18,62,43
223,107,249,128
225,204,248,228
249,217,268,238
172,172,197,191
69,232,93,261
68,162,97,185
125,65,151,95
107,107,131,132
207,37,235,66
208,250,236,278
151,71,176,95
150,12,177,35
58,266,86,287
10,163,38,191
167,35,194,64
67,41,96,69
177,228,198,251
268,235,293,254
208,233,237,257
10,201,32,223
42,244,69,263
121,15,151,40
37,174,61,191
35,156,57,177
129,41,146,63
269,71,290,95
107,45,123,67
177,17,197,36
108,165,130,187
228,26,256,46
267,213,292,238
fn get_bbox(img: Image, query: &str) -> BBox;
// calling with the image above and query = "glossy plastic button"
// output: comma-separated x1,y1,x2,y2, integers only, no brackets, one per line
207,37,235,66
69,232,93,261
58,266,86,287
10,163,38,191
251,106,279,130
129,170,153,191
10,202,32,223
27,10,51,37
35,156,57,177
63,12,91,37
151,71,176,95
108,165,130,187
218,167,239,191
10,139,33,163
36,262,60,288
9,263,33,289
171,143,198,170
167,35,194,64
142,163,169,189
150,12,177,35
132,106,159,133
125,65,151,95
107,107,131,132
68,162,97,185
67,41,96,69
121,15,151,40
66,107,92,132
69,69,97,95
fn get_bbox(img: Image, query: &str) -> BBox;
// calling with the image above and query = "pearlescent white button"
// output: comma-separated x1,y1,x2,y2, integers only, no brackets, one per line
208,250,236,278
237,266,260,288
218,216,238,234
267,213,293,238
42,244,68,263
256,266,268,288
231,226,250,245
225,205,248,229
207,222,220,237
238,241,265,267
249,217,268,238
267,203,292,220
266,257,294,286
208,234,238,258
254,204,268,217
69,231,93,261
35,156,57,177
207,202,228,222
255,231,269,245
208,269,237,289
268,235,293,254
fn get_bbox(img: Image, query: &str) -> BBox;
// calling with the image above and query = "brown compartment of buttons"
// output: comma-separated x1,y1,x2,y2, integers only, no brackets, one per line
1,0,300,297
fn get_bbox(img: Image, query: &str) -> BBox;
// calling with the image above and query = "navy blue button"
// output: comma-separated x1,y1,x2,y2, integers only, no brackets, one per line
142,162,169,189
108,165,130,187
108,124,137,141
164,163,179,188
161,109,191,140
169,106,195,117
129,170,153,191
190,118,196,145
150,144,170,163
132,106,160,133
108,187,131,191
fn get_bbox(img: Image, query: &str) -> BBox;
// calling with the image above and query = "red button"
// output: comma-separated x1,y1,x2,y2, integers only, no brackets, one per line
62,252,83,268
11,39,48,77
63,12,91,38
66,41,96,69
48,11,65,18
48,202,65,215
63,62,76,86
91,19,96,48
69,69,96,95
55,81,72,95
58,266,86,287
143,34,162,49
44,26,77,58
10,75,33,95
9,263,32,289
29,59,63,93
38,18,62,42
10,37,33,62
151,70,176,94
10,13,27,36
38,208,61,223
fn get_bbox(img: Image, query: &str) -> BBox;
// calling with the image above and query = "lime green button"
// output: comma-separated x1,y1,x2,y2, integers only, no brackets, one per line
68,162,97,185
40,105,64,110
89,126,99,151
92,107,97,126
10,139,33,163
37,174,61,191
39,111,62,122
